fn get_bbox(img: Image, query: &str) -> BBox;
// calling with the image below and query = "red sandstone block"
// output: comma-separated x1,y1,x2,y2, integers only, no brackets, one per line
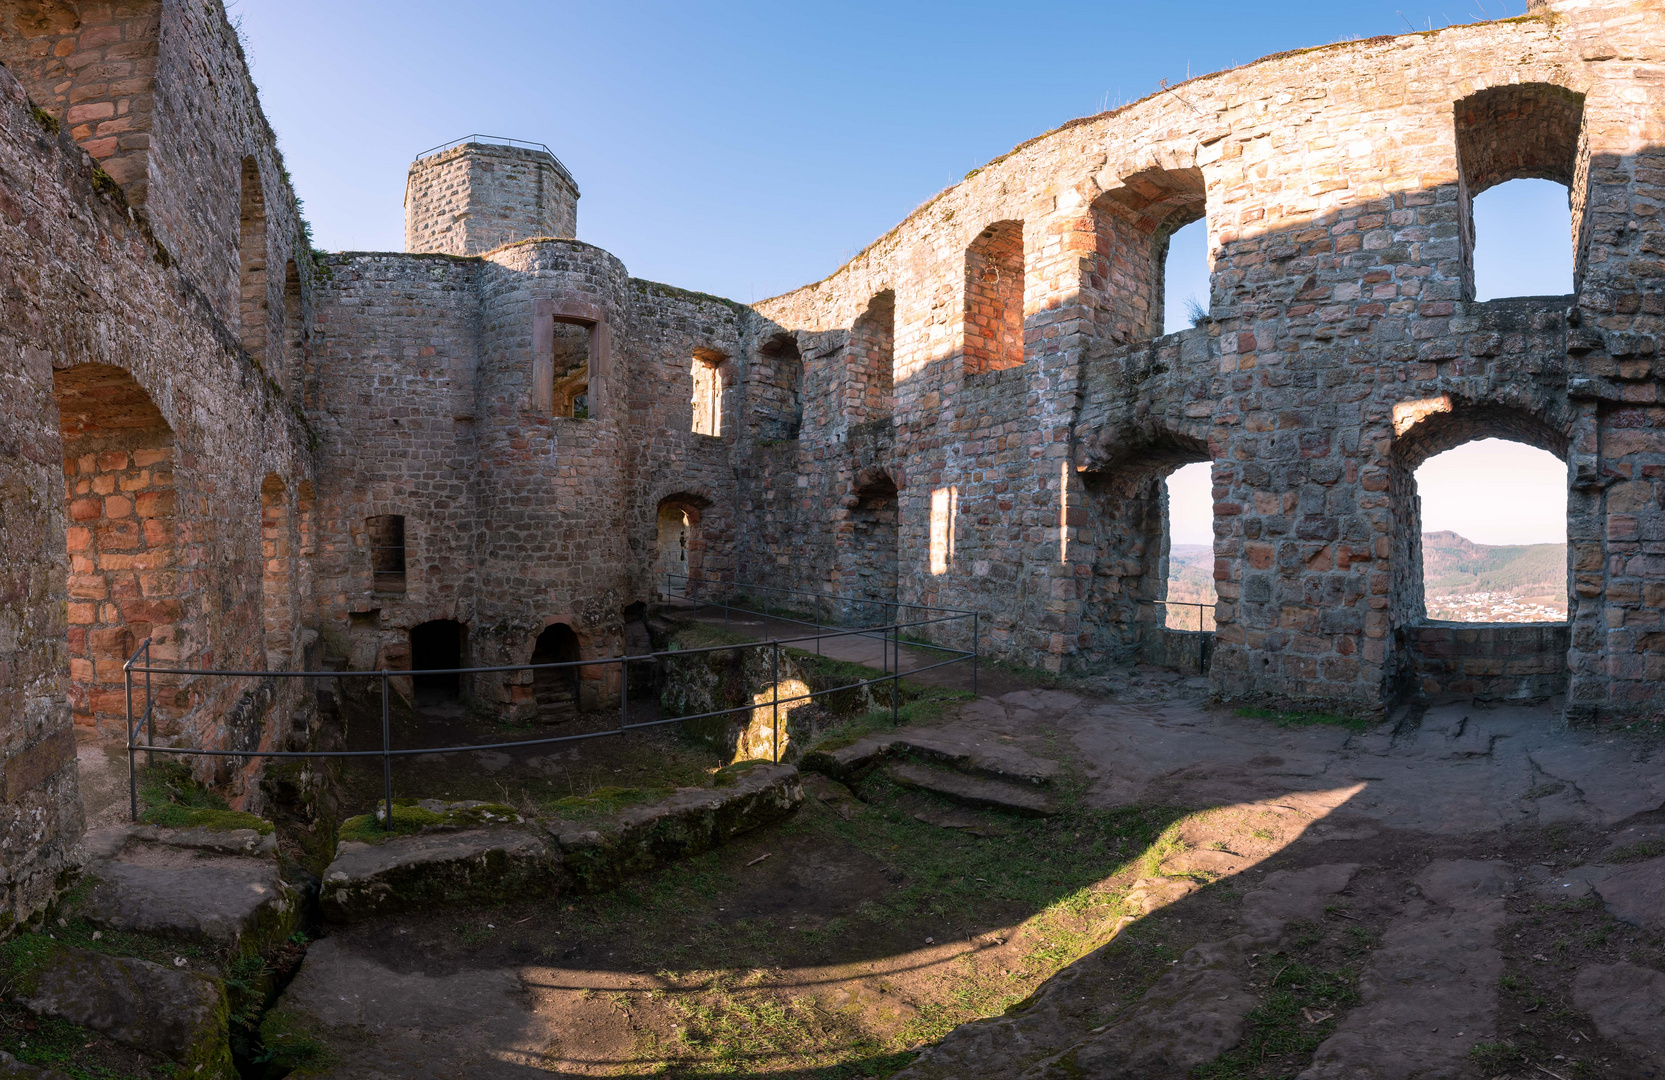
135,490,173,517
68,498,102,522
104,495,132,518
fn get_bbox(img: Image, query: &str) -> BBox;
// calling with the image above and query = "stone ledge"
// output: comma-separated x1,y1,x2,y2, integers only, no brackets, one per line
321,826,559,924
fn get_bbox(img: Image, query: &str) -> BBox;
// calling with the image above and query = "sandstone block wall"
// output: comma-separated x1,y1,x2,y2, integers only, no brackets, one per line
405,141,579,257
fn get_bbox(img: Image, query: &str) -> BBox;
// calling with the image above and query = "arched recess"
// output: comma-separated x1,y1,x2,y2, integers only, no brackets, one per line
260,474,292,668
410,619,467,705
836,467,899,624
1389,399,1571,622
848,291,895,422
1453,83,1586,299
1077,429,1212,664
296,480,317,628
963,221,1025,374
54,363,183,736
756,333,802,440
691,347,727,437
1088,167,1207,345
657,493,712,597
238,156,269,366
530,622,581,721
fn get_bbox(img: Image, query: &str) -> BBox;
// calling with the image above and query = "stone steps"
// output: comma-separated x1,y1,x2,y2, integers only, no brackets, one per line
887,761,1058,817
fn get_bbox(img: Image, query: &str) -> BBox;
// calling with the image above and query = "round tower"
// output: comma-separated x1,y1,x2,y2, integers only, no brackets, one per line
404,136,579,256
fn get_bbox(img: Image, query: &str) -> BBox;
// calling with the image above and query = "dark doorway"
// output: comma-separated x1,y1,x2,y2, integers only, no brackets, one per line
410,619,465,703
531,623,581,721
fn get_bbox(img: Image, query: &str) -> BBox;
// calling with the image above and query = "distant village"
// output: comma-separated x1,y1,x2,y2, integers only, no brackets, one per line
1423,592,1568,623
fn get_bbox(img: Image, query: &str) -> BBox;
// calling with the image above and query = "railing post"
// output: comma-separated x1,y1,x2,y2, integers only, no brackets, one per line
125,648,137,823
619,656,629,733
144,640,154,768
891,622,900,726
770,640,780,764
381,671,393,832
973,612,980,696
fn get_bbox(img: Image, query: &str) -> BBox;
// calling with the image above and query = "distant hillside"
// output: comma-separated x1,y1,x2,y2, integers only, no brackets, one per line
1421,531,1565,599
1165,544,1217,629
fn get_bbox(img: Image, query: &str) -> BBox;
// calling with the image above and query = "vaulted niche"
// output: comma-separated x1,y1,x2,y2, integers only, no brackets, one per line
238,156,268,366
260,474,291,667
1088,167,1206,345
410,619,466,704
531,622,582,720
691,348,726,436
963,220,1025,374
1454,83,1584,301
756,333,803,440
849,290,895,420
837,468,898,624
656,494,708,596
367,514,406,594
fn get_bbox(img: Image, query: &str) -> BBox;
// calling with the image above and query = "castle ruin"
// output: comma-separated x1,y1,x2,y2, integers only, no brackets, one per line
0,0,1662,930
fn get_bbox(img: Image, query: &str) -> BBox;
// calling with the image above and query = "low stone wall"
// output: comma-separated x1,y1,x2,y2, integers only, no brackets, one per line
1407,622,1570,700
1140,629,1213,675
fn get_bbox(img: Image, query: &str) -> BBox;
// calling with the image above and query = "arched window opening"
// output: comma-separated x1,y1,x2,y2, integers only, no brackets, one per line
963,220,1025,374
1089,167,1206,344
238,156,268,366
1163,461,1216,631
756,333,802,440
1471,180,1574,300
551,318,593,419
849,290,895,421
657,497,705,596
54,364,181,735
838,469,898,624
691,348,726,436
282,259,303,393
1454,83,1584,301
367,514,406,594
1163,218,1210,334
530,622,581,720
260,474,291,667
1415,439,1567,622
410,619,466,704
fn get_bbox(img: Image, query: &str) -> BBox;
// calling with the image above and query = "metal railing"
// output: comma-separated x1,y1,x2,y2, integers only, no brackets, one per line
1153,599,1214,674
413,134,573,180
123,584,979,832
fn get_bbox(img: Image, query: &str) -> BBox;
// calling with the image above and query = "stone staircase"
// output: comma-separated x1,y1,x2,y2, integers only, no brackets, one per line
805,724,1064,818
532,669,579,722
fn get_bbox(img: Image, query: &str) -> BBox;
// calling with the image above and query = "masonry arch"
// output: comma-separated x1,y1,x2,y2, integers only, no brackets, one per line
530,622,582,720
836,467,899,624
1077,428,1213,665
848,290,895,421
1453,83,1586,300
657,492,711,598
238,156,268,366
963,221,1025,374
1389,398,1573,699
756,333,802,440
1088,167,1207,346
259,474,292,668
53,363,184,736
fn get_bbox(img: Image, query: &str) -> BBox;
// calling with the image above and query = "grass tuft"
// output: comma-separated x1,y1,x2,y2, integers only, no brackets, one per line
1235,706,1373,732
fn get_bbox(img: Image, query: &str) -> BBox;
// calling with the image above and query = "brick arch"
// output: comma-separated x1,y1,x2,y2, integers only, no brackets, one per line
1087,167,1208,344
53,362,185,737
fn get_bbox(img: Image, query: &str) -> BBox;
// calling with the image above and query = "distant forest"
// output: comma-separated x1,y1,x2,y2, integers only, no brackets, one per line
1161,532,1567,627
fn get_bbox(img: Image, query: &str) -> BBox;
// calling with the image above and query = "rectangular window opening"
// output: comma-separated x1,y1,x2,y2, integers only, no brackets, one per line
552,318,593,420
691,350,725,436
367,514,406,594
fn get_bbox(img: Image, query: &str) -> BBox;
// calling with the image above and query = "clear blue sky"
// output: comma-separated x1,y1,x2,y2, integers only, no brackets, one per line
236,0,1544,305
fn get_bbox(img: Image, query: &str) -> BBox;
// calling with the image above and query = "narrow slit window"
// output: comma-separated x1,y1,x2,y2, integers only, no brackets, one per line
368,514,406,594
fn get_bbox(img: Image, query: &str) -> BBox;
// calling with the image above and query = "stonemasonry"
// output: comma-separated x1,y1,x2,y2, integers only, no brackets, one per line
2,0,1665,927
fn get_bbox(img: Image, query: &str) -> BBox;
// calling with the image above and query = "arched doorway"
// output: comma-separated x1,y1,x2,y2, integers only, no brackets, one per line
840,469,898,623
531,623,581,721
409,619,466,705
656,495,710,600
54,363,182,736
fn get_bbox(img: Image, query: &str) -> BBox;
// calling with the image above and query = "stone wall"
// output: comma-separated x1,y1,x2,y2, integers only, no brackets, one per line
1407,622,1571,701
405,142,579,257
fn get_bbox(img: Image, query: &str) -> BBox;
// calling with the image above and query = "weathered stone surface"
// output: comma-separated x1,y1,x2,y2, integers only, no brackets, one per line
802,733,900,782
1584,854,1665,934
888,762,1057,817
1571,961,1665,1069
549,762,803,892
321,827,559,924
73,826,301,955
260,937,555,1078
1299,860,1511,1080
15,944,231,1074
889,727,1061,786
0,1052,74,1079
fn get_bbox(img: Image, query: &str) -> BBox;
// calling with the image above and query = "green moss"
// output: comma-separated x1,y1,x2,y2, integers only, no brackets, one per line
1235,706,1373,732
134,761,275,835
336,800,522,845
256,1006,334,1075
1605,837,1665,863
144,805,274,835
545,786,672,821
29,104,59,136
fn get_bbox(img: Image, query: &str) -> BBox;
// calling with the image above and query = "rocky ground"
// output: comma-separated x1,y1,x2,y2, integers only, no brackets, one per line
50,671,1665,1078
